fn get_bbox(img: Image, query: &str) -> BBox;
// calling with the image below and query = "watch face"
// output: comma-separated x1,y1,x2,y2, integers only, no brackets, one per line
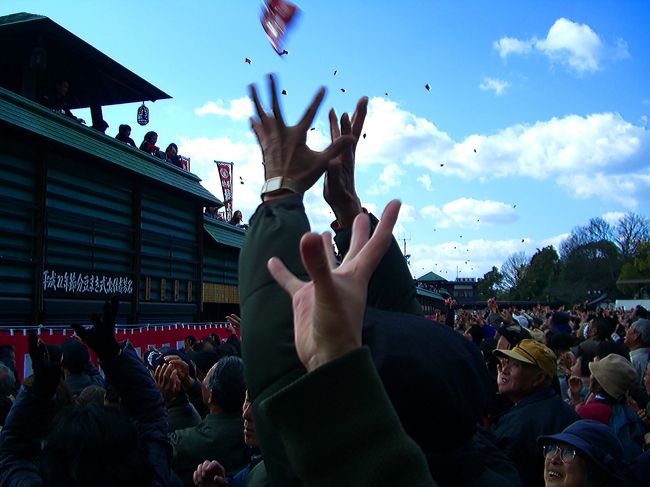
266,178,282,192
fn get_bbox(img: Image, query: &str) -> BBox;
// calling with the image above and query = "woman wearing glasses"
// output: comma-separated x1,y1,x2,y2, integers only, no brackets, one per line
537,420,624,487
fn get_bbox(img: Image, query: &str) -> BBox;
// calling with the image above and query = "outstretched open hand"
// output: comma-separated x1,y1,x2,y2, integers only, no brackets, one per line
71,297,120,361
323,97,368,228
249,74,353,195
268,199,401,372
28,331,61,398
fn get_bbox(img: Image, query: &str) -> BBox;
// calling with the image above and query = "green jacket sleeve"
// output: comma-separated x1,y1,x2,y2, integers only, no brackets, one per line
333,214,422,316
238,194,310,486
261,347,436,487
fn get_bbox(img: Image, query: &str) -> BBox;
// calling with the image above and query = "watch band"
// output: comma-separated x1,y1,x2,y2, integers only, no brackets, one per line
261,176,299,198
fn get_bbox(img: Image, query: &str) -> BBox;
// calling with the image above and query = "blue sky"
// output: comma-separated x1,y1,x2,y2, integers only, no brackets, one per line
4,0,649,280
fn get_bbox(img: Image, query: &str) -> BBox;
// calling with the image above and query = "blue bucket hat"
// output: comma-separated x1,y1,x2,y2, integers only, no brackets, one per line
538,420,624,479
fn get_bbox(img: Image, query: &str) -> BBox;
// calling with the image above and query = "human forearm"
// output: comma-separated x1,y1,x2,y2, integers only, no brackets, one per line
261,347,436,487
334,214,422,315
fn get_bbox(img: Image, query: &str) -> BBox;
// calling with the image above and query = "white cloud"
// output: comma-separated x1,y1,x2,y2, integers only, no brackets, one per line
493,18,627,74
493,37,534,58
367,163,405,195
417,174,432,191
355,96,650,208
194,97,253,121
398,203,417,223
409,237,530,280
602,211,625,225
479,77,511,96
421,197,518,229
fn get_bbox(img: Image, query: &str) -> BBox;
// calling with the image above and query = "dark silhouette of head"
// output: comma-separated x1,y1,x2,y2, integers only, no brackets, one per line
40,404,153,487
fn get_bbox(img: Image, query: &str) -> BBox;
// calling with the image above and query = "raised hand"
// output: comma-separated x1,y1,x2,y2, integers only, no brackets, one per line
267,200,401,372
192,460,227,487
323,97,368,228
28,332,61,398
163,355,193,391
71,297,120,361
249,74,353,196
225,313,241,334
154,363,181,406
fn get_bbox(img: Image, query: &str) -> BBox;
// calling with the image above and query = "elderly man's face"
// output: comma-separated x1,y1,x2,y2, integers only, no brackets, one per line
497,357,544,402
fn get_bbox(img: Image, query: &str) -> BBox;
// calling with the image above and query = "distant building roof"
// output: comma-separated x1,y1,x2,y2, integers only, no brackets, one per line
0,12,171,107
415,287,445,301
204,217,246,249
417,271,447,282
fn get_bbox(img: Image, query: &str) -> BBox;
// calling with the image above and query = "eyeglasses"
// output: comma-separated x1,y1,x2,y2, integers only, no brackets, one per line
543,444,577,464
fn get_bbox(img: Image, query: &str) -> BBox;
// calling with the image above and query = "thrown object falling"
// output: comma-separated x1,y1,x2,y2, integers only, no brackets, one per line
260,0,300,55
245,57,252,64
425,84,431,91
281,89,287,95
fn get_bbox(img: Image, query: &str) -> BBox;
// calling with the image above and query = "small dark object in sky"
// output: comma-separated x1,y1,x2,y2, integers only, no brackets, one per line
280,49,289,56
362,133,367,139
473,148,477,153
433,228,436,231
513,204,517,208
245,58,252,64
340,88,346,93
333,69,338,76
425,84,431,91
310,127,316,131
477,219,480,222
521,239,525,243
240,181,244,185
440,163,444,167
454,247,456,249
281,89,287,95
385,92,389,96
459,235,463,238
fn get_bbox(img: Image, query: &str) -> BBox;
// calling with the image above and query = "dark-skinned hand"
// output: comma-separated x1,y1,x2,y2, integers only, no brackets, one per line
249,73,353,196
28,331,61,399
323,97,368,228
71,297,121,361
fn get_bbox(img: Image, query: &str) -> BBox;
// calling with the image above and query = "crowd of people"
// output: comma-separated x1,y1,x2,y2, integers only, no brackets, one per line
40,79,188,171
204,208,249,229
2,74,648,486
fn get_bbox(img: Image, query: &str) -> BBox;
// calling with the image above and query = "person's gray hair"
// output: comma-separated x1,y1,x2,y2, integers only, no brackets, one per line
632,319,650,347
0,363,16,396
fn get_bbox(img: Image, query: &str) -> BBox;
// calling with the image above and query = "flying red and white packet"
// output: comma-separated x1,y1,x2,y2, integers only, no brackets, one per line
260,0,300,55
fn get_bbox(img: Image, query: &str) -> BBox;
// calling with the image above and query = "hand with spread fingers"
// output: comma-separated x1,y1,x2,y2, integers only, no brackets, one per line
71,297,121,361
28,331,61,399
249,74,353,197
267,199,401,372
323,97,368,228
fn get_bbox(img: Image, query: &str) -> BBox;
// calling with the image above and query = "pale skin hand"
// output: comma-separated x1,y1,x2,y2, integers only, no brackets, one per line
154,363,181,406
225,313,240,334
248,74,353,196
192,460,227,487
323,97,368,228
268,199,401,372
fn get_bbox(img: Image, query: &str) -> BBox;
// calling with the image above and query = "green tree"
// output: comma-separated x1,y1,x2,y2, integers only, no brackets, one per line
477,266,504,300
558,240,621,302
617,242,650,297
518,246,560,301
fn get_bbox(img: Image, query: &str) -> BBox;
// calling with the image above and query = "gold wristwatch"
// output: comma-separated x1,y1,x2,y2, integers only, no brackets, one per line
261,176,299,199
